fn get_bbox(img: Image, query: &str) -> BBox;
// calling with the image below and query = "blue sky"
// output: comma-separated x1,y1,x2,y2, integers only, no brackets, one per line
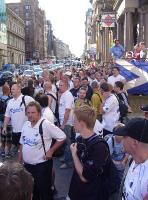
6,0,91,56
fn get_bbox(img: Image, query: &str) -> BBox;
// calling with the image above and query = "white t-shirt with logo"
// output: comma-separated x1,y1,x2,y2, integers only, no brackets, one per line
102,94,120,132
108,74,125,87
59,90,74,126
5,94,34,132
123,160,148,200
20,118,66,165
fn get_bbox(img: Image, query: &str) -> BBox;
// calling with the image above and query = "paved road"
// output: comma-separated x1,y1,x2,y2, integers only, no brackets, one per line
53,158,73,200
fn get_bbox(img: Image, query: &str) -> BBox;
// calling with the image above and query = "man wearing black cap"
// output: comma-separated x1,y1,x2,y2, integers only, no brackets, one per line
114,118,148,199
140,105,148,119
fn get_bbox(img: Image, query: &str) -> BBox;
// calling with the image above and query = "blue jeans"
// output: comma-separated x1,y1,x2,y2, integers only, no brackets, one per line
63,125,73,164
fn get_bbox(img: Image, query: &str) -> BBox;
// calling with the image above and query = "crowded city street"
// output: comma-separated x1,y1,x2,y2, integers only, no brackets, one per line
0,0,148,200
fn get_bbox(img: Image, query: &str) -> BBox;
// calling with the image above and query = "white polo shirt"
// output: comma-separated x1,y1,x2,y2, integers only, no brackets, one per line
59,90,74,126
5,94,34,132
102,94,120,132
123,160,148,200
20,118,66,165
108,74,125,87
42,107,54,124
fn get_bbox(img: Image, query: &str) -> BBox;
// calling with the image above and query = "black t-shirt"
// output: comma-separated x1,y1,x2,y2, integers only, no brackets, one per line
70,87,80,99
86,85,93,100
69,134,111,200
117,92,129,107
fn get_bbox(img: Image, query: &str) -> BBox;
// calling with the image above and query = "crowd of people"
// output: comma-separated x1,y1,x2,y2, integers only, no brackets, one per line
0,62,147,200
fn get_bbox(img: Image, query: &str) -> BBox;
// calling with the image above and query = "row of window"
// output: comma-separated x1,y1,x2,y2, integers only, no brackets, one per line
7,33,25,51
25,5,31,10
7,18,25,37
7,50,25,65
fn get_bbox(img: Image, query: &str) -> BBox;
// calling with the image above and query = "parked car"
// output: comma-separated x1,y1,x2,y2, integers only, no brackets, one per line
33,67,43,77
19,65,33,73
23,69,34,77
2,64,16,73
0,71,14,86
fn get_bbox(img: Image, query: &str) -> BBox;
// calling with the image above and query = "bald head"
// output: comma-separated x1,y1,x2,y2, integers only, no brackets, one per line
11,83,21,98
59,80,68,93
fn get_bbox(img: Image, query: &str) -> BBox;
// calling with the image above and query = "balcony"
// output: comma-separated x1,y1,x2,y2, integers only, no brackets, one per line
113,0,123,10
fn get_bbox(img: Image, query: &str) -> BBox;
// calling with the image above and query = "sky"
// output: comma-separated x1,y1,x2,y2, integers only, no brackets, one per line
6,0,91,56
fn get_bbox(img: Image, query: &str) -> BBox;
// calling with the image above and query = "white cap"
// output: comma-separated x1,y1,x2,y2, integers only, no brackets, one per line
64,71,72,76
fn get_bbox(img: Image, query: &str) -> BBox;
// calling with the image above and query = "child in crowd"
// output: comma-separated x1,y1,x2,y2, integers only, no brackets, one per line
106,123,129,183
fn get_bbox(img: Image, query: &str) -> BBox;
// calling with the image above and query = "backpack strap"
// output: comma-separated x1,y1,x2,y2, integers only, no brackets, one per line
94,93,102,103
20,95,26,108
87,134,110,155
47,93,57,101
5,96,11,103
112,136,115,148
39,119,46,156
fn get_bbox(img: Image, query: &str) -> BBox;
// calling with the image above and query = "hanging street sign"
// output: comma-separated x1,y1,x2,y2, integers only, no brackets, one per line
101,14,116,27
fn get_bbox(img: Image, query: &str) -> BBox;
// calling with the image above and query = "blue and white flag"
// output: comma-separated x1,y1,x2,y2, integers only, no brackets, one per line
116,59,148,95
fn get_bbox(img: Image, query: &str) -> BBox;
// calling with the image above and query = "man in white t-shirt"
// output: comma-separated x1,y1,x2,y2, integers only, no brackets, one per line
3,83,34,150
19,101,66,200
108,67,126,87
114,118,148,200
59,80,75,169
100,82,120,136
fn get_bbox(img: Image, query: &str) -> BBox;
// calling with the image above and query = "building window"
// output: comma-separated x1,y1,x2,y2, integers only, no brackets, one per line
26,20,31,26
26,12,30,18
25,5,31,10
15,8,19,13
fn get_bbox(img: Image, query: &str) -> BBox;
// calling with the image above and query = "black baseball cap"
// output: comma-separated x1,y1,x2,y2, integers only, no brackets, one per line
113,118,148,143
140,105,148,112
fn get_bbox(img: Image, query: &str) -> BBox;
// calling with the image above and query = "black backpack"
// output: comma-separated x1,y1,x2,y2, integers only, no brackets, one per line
114,94,128,118
0,96,11,121
84,135,120,199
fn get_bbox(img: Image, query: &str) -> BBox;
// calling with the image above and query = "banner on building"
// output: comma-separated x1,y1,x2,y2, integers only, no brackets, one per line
0,0,6,23
0,0,7,45
101,14,116,27
116,59,148,95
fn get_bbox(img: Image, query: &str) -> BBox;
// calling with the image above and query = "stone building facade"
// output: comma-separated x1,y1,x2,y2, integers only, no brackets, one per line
114,0,148,51
0,0,7,67
54,38,71,59
88,0,115,63
86,0,148,63
84,9,93,57
7,7,25,65
7,0,45,60
47,20,55,57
